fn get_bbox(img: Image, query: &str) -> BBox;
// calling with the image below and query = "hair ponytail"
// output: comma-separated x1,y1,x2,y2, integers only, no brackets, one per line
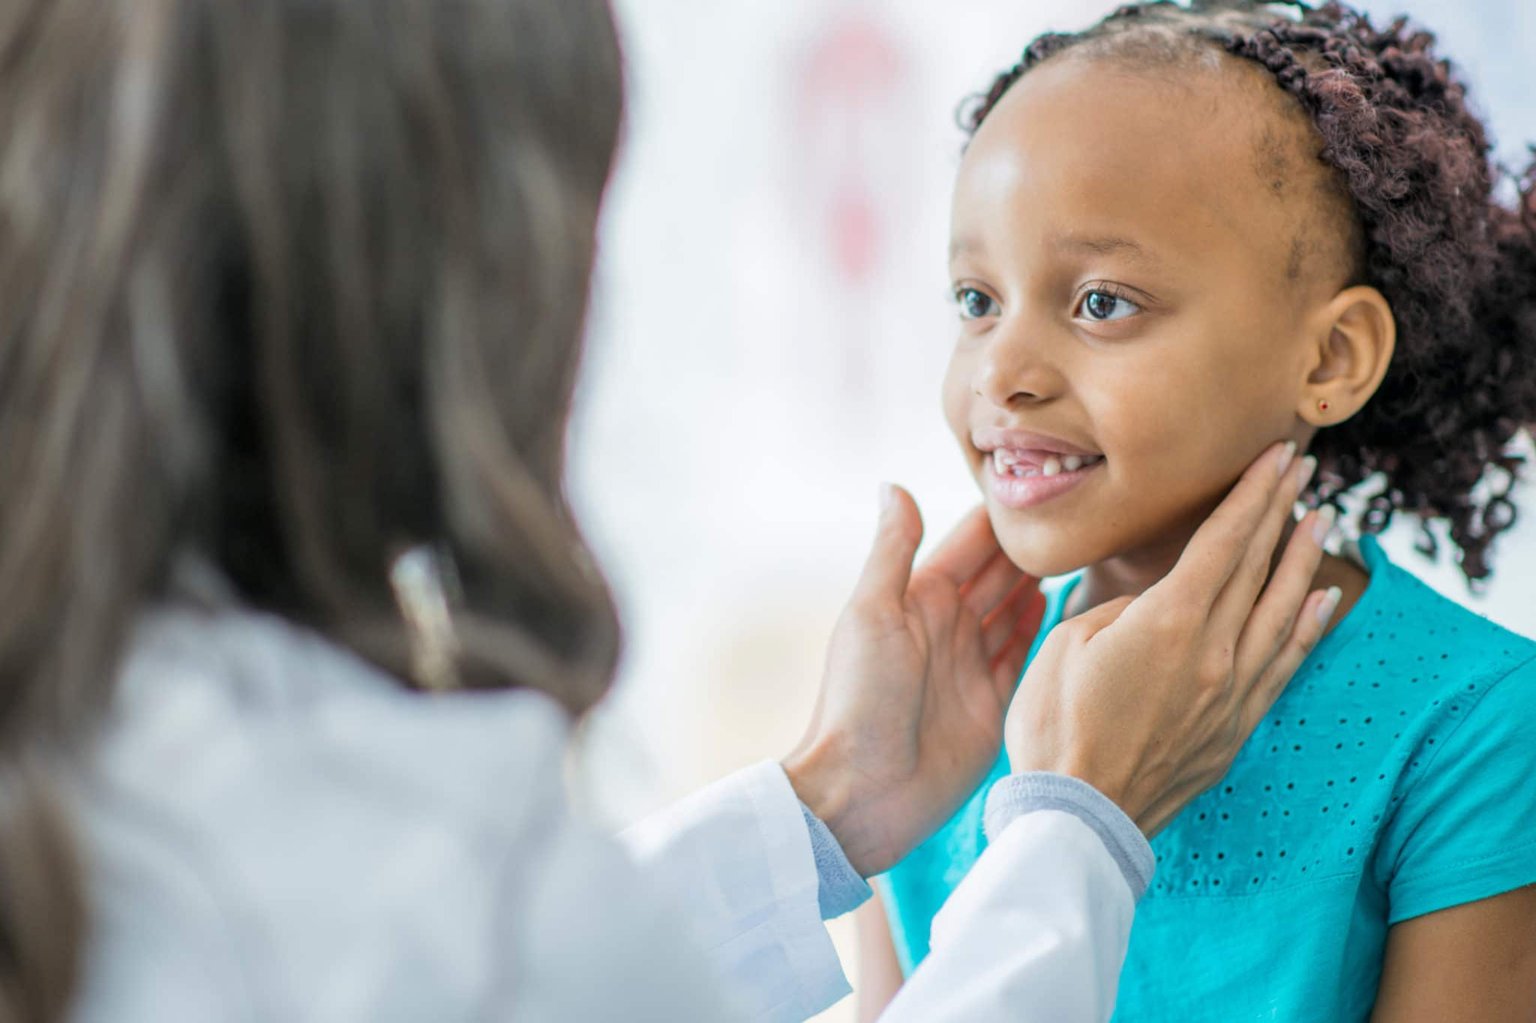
0,764,84,1023
1434,158,1536,575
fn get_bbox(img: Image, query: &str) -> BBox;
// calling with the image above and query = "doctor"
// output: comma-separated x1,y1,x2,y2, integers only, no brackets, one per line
0,0,1333,1020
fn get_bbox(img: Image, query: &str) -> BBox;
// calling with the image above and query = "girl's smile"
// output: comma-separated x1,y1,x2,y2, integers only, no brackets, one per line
974,428,1106,510
983,455,1104,510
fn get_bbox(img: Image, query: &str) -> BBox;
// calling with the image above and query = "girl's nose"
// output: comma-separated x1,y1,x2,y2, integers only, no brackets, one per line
972,321,1066,408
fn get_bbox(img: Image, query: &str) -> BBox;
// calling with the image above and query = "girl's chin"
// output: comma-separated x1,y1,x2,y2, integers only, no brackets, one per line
994,531,1097,580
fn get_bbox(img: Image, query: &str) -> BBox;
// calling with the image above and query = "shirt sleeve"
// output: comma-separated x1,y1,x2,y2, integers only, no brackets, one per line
1375,651,1536,924
880,809,1137,1023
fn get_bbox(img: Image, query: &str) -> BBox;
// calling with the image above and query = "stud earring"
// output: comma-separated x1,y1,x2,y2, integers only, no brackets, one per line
1318,399,1331,413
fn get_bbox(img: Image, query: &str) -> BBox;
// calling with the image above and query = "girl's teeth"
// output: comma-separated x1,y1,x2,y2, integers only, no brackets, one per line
993,448,1102,479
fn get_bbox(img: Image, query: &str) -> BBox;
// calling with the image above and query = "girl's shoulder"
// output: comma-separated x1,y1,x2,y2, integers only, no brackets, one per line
1282,534,1536,802
1330,541,1536,922
1323,534,1536,689
1140,539,1536,911
1264,536,1536,914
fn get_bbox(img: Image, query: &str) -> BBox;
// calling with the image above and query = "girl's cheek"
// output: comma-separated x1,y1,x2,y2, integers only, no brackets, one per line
1096,376,1256,511
1081,373,1178,462
941,351,973,440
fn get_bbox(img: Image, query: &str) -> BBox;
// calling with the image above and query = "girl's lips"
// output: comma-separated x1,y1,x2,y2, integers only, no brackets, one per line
984,457,1102,510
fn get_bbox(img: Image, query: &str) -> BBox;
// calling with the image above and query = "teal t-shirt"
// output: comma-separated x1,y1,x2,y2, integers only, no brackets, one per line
876,535,1536,1021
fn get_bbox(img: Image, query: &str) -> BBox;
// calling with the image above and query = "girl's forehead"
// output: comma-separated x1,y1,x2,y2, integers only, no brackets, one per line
952,54,1327,279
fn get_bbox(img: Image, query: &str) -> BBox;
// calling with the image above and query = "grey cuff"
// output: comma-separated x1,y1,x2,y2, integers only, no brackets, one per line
799,803,873,920
983,772,1155,901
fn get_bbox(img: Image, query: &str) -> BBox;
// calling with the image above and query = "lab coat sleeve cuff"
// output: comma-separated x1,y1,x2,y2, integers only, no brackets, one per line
621,760,851,1022
983,772,1154,901
799,801,873,920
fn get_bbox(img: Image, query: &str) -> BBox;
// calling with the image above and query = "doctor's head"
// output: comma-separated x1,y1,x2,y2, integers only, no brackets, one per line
0,0,626,1017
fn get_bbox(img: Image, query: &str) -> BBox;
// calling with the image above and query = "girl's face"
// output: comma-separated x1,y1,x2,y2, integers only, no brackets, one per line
944,55,1337,578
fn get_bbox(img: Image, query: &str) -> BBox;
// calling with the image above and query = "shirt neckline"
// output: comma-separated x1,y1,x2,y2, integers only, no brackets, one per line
1048,533,1387,662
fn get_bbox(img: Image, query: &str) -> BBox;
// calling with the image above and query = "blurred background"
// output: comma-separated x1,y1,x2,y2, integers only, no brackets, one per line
568,3,1536,1017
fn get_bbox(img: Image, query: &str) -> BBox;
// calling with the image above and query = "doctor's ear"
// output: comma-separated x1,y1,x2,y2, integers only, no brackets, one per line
1300,285,1396,426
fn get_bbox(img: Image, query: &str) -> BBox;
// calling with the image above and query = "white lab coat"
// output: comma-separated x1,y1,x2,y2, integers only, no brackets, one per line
626,761,1135,1022
69,606,1135,1021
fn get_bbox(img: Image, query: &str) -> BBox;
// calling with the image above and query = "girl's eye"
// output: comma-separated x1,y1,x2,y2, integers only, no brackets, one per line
955,287,998,321
1079,288,1141,323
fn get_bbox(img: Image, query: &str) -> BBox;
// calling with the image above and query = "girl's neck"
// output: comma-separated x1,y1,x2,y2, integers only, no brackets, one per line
1069,521,1203,616
1065,517,1369,635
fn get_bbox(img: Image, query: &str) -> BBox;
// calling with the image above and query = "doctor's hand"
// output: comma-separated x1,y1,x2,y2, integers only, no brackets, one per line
1005,441,1338,837
782,485,1045,878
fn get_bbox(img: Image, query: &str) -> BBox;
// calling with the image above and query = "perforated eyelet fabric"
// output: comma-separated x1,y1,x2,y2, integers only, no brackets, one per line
875,535,1536,1021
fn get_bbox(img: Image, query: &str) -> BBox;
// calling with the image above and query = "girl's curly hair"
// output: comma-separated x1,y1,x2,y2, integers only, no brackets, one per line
965,0,1536,585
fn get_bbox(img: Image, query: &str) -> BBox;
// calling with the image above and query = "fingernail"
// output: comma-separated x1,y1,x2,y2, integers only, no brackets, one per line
1312,504,1336,546
1295,455,1317,495
1316,585,1343,627
879,482,895,516
1276,440,1297,477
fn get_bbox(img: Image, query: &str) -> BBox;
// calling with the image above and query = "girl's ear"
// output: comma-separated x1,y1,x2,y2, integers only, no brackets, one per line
1300,285,1396,426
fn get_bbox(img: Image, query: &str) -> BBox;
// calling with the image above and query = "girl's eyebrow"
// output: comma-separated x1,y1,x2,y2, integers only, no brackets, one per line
948,232,1162,265
949,236,985,262
1052,232,1157,263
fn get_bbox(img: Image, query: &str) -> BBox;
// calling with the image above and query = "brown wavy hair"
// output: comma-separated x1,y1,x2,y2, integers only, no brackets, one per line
964,0,1536,585
0,0,624,1017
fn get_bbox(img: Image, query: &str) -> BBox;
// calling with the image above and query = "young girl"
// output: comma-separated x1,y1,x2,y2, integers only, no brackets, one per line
860,1,1536,1019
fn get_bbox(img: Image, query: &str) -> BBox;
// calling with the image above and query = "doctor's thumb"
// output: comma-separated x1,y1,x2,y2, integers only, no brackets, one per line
852,483,924,606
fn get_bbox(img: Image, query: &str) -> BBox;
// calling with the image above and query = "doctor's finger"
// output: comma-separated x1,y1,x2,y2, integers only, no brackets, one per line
850,484,925,608
1233,507,1330,675
983,579,1045,659
962,551,1031,618
1237,586,1343,738
1148,441,1295,613
990,594,1048,701
1208,453,1317,641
